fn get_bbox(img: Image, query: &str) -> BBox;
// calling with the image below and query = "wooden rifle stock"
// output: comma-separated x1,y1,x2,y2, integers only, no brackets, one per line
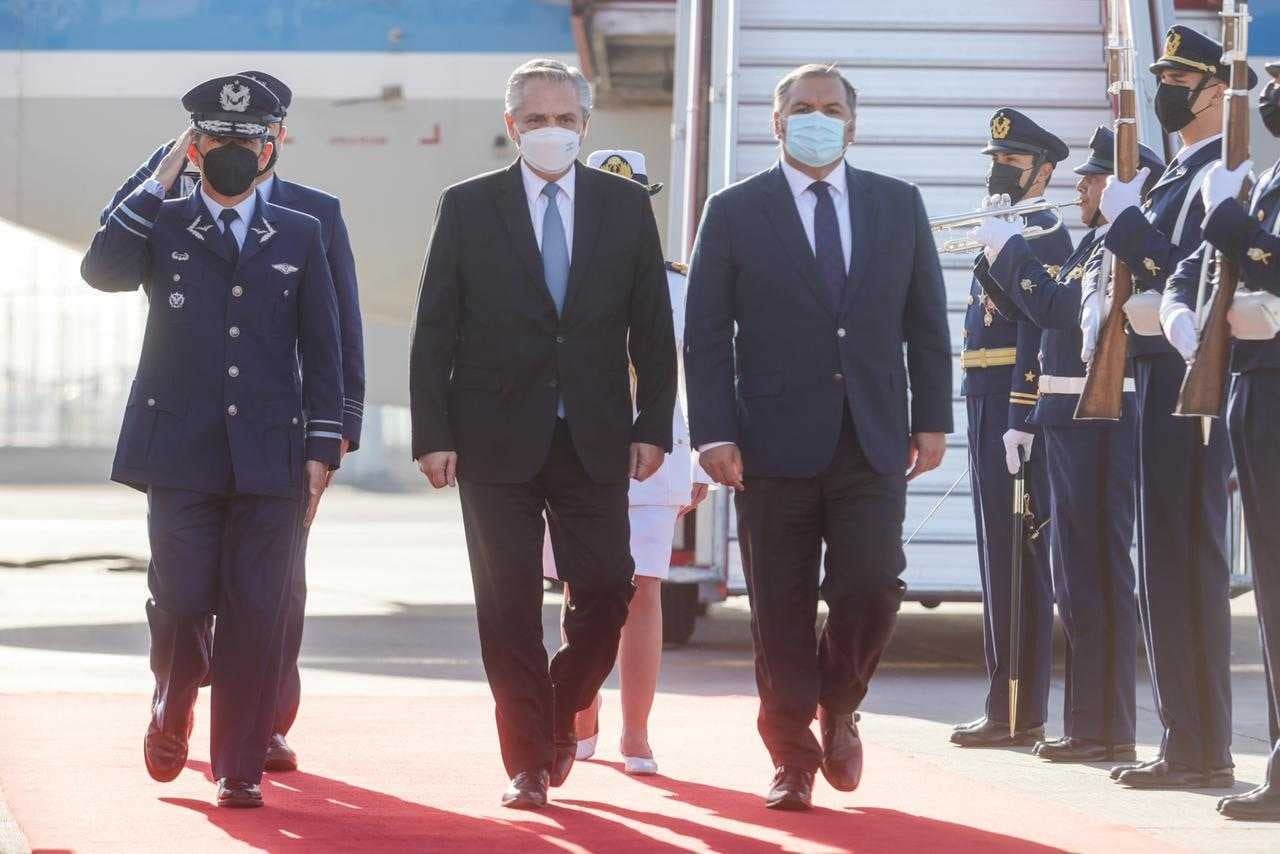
1076,2,1138,421
1175,1,1251,420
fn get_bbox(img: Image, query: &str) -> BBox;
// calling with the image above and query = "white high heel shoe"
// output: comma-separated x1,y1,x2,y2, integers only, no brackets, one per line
574,695,602,761
622,754,658,776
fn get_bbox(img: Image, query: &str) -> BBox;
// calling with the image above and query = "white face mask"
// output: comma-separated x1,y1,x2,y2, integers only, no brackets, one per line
518,126,581,174
783,112,849,169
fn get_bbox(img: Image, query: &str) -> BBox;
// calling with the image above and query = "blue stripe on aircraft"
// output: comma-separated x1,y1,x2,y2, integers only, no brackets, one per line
0,0,576,52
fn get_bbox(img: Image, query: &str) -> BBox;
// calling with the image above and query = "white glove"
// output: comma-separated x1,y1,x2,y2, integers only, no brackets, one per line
1201,159,1253,214
1162,306,1199,362
1003,429,1034,475
1080,299,1101,364
969,194,1020,261
1099,166,1151,224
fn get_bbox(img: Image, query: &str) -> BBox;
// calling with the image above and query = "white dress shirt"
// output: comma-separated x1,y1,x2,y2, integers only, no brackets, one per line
200,188,257,250
520,158,575,258
258,173,277,202
698,158,854,455
779,156,853,271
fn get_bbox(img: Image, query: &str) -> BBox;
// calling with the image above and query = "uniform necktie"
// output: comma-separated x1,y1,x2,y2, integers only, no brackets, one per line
541,182,569,315
219,208,240,267
810,181,845,310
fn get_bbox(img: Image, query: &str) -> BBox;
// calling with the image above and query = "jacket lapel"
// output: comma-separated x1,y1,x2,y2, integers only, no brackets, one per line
564,161,601,317
180,188,233,266
842,165,876,313
762,164,833,318
494,160,557,315
238,191,279,267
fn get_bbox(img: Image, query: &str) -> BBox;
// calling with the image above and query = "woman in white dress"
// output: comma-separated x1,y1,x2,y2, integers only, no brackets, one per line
543,149,712,775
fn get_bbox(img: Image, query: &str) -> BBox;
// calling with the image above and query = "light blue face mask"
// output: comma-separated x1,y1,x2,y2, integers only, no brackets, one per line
784,112,849,168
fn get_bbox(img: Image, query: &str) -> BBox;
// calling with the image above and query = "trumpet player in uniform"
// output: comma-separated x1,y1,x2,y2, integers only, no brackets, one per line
972,125,1164,764
949,110,1070,749
1094,26,1254,788
1162,60,1280,820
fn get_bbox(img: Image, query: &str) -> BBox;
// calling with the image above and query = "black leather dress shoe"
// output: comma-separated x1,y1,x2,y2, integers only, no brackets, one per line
264,733,298,772
217,778,264,808
502,769,550,809
1116,760,1234,789
953,716,985,732
766,767,815,811
818,708,862,792
1218,784,1280,821
550,741,576,788
144,708,194,783
1031,736,1068,756
950,717,1044,748
1035,738,1136,763
1109,758,1157,780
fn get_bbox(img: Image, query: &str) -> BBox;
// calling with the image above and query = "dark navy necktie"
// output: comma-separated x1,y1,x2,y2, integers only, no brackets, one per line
219,208,241,267
810,181,845,310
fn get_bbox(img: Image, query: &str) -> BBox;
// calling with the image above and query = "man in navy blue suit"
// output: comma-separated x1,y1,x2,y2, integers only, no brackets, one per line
100,71,366,773
685,63,952,811
82,75,343,808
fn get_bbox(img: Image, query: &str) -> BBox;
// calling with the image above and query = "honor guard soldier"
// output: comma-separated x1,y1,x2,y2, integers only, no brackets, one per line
81,75,344,808
100,71,367,773
973,126,1165,763
1163,60,1280,819
951,109,1071,749
1094,25,1256,788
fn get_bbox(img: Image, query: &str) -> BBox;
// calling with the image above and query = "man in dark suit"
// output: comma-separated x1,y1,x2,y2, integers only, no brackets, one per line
685,63,952,810
409,59,676,810
98,70,366,773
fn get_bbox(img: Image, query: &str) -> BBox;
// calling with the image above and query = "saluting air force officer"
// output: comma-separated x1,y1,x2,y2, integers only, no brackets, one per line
974,126,1164,763
81,75,343,809
1163,60,1280,820
951,109,1069,750
100,70,366,775
1095,26,1254,788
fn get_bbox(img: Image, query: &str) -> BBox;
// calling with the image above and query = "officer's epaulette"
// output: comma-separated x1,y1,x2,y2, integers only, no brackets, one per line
665,260,688,275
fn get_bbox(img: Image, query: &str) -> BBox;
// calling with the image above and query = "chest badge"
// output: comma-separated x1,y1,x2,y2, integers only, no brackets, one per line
186,216,214,241
1020,278,1036,293
1044,265,1061,278
272,262,299,275
168,292,186,310
1067,266,1084,281
1142,257,1160,275
1248,247,1272,265
171,251,190,262
250,220,277,244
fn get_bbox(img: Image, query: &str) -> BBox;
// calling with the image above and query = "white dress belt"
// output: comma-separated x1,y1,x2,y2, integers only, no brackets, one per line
1039,375,1136,395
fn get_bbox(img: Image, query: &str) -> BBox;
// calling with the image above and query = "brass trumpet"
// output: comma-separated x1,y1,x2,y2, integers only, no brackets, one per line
930,198,1082,254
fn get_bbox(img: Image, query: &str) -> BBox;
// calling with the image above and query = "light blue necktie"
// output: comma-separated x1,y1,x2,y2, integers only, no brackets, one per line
541,182,569,416
541,182,569,314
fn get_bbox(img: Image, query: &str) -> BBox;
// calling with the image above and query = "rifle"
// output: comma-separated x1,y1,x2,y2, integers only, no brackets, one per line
1175,1,1252,443
1076,0,1139,420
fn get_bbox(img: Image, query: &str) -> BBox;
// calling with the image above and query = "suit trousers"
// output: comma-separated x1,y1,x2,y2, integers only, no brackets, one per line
1229,370,1280,785
1043,420,1138,743
145,487,302,783
735,409,907,772
966,394,1055,728
1135,353,1234,770
458,419,635,778
273,526,309,736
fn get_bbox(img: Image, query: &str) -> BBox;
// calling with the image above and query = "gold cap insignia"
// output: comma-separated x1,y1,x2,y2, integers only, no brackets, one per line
1045,265,1062,278
1165,31,1182,58
991,114,1012,140
1021,278,1036,292
600,154,634,180
1248,247,1272,265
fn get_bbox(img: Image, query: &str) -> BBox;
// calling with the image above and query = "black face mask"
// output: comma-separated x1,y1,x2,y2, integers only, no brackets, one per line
200,143,261,196
986,160,1036,203
1154,76,1212,133
1260,82,1280,138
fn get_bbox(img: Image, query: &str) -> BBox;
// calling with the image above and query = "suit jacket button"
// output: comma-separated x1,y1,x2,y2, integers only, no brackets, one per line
146,398,156,407
229,326,240,338
548,379,559,389
833,372,844,382
232,285,244,297
556,335,566,344
228,365,240,378
291,417,299,426
227,404,238,416
837,328,846,338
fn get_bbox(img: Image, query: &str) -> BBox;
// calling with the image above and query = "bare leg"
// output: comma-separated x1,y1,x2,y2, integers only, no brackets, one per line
619,576,663,757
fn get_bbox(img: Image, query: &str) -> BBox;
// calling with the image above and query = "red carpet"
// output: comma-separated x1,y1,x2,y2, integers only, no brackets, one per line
0,692,1168,852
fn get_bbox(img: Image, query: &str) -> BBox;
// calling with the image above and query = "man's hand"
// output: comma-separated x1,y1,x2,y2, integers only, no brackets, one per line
153,129,194,192
325,438,352,487
906,432,945,482
679,483,711,518
417,451,458,488
1202,159,1253,212
700,444,745,492
968,193,1019,262
1099,166,1150,224
1002,429,1034,475
303,460,330,528
1163,307,1199,362
630,443,664,482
